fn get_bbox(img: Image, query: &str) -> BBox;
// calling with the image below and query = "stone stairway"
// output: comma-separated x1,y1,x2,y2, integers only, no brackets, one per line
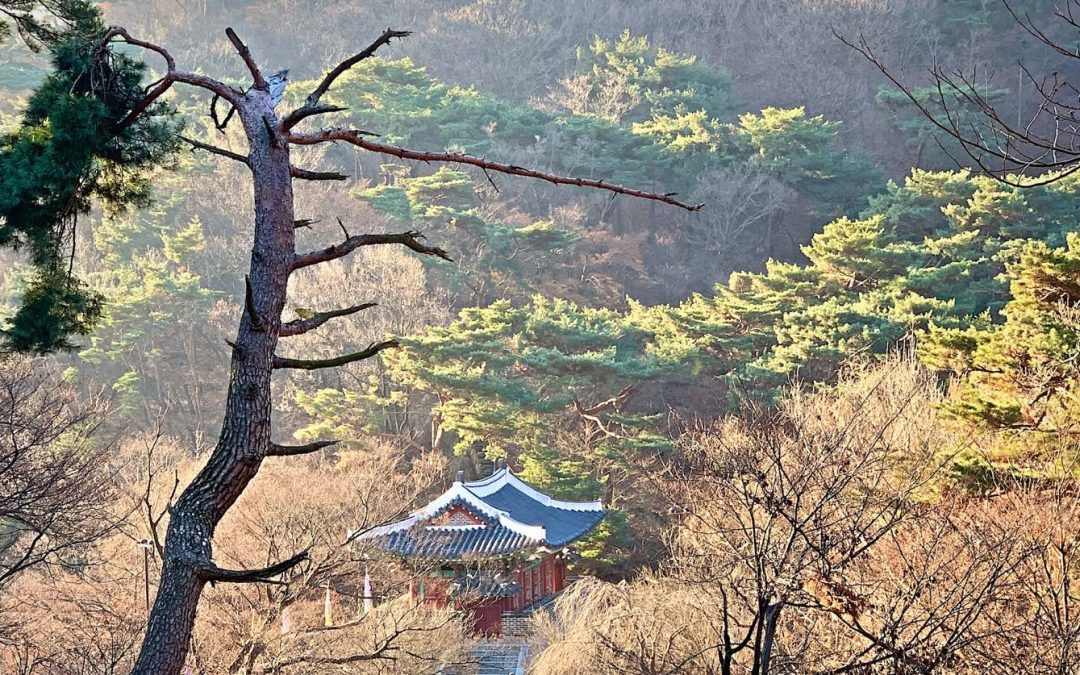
442,640,528,675
443,580,578,672
473,641,528,675
500,579,572,637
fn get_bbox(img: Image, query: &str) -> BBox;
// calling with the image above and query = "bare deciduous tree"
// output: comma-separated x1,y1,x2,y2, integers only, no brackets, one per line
840,0,1080,185
0,356,115,593
533,361,1080,674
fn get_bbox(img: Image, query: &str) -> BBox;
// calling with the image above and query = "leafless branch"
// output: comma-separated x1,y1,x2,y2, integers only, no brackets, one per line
835,18,1080,187
178,136,249,165
279,302,378,337
209,93,237,132
198,549,309,584
290,166,348,181
288,129,705,210
283,28,411,131
272,340,399,370
292,230,452,271
267,440,340,457
280,104,349,132
138,422,176,559
224,27,267,90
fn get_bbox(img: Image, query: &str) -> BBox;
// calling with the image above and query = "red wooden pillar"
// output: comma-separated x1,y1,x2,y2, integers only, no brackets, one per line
544,554,555,596
540,556,547,596
524,566,533,606
515,566,525,609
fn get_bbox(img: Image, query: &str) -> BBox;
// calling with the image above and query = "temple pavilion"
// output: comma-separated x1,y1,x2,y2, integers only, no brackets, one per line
356,459,606,635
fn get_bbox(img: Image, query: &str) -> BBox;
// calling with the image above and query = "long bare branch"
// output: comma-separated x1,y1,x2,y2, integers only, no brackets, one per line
293,28,410,109
1000,0,1080,63
292,230,451,271
225,27,267,90
267,440,340,457
198,549,309,584
272,340,399,370
279,302,378,337
287,129,705,211
290,166,348,181
179,136,249,165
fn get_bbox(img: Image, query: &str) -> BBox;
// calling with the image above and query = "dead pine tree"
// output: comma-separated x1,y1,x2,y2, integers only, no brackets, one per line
80,25,703,675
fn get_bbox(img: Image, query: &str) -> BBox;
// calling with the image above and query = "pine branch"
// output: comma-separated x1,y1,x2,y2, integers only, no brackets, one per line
292,230,452,271
272,340,399,370
287,129,706,211
179,136,249,165
267,440,340,457
225,27,267,90
279,302,378,337
198,549,309,584
290,166,348,181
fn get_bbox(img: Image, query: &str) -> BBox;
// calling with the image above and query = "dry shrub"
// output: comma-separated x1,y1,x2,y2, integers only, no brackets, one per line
192,593,469,674
532,576,734,675
531,359,1080,674
1,435,466,673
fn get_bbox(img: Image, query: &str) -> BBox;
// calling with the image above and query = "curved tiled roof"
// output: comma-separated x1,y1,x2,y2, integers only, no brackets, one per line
479,483,604,547
378,523,538,559
356,467,606,560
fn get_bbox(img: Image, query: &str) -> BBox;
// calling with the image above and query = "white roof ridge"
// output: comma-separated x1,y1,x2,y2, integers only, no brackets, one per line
353,514,419,540
497,513,546,541
465,468,605,512
355,470,601,545
411,480,508,521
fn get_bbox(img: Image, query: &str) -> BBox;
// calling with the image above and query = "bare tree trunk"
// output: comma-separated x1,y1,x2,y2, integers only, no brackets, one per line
132,87,293,675
759,603,781,675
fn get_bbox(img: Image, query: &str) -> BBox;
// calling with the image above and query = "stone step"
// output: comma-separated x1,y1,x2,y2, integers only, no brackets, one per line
442,642,528,675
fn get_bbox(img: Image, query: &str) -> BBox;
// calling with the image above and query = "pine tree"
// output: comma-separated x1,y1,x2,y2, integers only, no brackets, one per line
921,234,1080,433
295,296,672,572
0,2,180,353
645,169,1080,403
358,167,578,304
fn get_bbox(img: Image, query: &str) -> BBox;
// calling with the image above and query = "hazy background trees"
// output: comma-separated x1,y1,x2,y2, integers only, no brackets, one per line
5,0,1080,671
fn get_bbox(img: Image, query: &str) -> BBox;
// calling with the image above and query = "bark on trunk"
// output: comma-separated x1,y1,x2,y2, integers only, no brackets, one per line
131,88,295,675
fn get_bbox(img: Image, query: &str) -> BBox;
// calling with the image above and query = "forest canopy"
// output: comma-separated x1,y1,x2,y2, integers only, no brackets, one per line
3,0,1080,673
